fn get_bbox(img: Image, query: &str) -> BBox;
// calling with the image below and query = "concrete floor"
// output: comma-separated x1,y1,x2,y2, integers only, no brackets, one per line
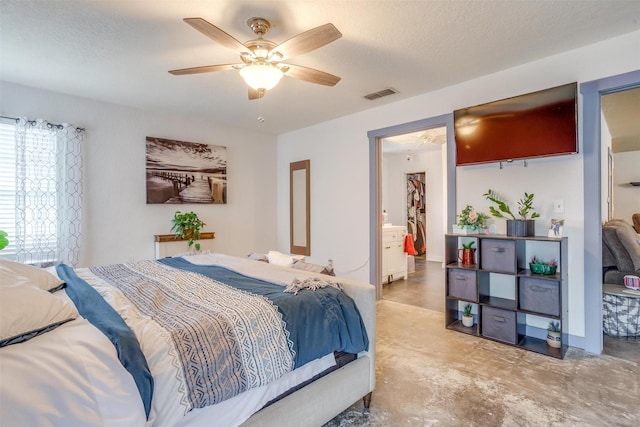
326,257,640,426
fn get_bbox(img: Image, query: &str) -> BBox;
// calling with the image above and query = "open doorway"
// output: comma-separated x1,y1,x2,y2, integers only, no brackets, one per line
600,87,640,362
581,69,640,357
379,127,447,312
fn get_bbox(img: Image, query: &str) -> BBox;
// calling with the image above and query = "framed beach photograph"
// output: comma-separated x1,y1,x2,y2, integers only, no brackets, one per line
146,136,227,204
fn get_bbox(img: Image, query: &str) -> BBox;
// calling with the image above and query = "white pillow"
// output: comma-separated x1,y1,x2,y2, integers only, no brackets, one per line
0,273,78,346
267,250,296,267
0,258,64,292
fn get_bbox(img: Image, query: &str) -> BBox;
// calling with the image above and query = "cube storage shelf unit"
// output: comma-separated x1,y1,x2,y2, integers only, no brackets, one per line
445,233,568,359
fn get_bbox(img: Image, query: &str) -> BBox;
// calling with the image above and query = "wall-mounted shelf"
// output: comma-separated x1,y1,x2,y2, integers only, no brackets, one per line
154,232,215,259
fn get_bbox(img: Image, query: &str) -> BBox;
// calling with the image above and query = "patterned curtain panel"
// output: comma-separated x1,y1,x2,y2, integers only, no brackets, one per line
14,118,83,266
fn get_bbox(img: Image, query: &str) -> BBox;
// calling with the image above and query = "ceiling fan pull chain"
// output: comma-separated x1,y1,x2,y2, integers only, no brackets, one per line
257,95,265,123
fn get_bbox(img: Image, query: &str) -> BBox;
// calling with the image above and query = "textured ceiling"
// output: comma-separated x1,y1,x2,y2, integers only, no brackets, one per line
1,1,639,135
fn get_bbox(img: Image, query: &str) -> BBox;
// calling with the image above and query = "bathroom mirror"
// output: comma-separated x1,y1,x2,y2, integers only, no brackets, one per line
290,160,310,255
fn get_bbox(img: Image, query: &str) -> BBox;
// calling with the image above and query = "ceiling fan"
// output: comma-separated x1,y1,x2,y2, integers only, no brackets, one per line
169,17,342,100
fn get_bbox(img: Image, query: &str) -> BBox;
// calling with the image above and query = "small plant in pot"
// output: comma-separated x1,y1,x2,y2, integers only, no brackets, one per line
462,303,474,327
546,321,562,348
458,241,476,266
171,211,206,252
483,189,540,237
530,256,558,275
0,230,8,251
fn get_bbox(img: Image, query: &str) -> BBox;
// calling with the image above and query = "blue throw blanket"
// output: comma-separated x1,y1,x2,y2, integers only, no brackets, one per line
159,257,369,368
56,264,154,419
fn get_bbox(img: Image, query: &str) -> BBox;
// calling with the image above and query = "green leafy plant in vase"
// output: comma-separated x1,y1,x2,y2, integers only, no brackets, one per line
483,189,540,236
462,303,474,327
171,211,206,252
546,321,562,348
458,240,476,266
0,230,8,251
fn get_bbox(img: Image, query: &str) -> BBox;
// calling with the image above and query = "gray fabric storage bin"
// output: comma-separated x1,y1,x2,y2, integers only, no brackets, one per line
519,277,560,316
481,306,517,344
481,239,517,273
448,269,476,301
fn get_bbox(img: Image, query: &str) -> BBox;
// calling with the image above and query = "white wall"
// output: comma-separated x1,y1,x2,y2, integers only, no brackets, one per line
383,148,444,262
613,150,640,222
277,30,640,343
1,81,278,267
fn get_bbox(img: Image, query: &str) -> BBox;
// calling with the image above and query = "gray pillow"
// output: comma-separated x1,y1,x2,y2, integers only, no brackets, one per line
292,260,335,276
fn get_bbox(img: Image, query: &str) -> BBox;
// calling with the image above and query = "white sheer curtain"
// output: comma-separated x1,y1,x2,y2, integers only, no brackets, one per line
14,118,83,266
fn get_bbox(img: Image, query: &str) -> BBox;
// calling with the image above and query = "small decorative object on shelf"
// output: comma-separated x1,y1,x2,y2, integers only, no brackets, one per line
483,189,540,237
171,210,206,252
530,256,558,275
454,204,489,235
458,241,476,266
462,303,474,327
546,321,562,348
548,219,565,238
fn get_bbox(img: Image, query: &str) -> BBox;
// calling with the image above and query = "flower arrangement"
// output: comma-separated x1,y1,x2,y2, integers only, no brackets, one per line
530,256,558,275
457,205,489,229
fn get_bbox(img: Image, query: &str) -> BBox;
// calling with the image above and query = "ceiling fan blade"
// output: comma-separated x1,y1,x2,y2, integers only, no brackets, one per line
273,23,342,61
183,18,251,54
169,64,241,75
284,64,341,86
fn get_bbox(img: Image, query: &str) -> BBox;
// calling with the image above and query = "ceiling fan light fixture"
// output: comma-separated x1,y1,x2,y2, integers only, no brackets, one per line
239,63,284,91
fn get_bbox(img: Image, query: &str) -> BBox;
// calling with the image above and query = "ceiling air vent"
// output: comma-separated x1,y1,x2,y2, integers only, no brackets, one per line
364,88,397,100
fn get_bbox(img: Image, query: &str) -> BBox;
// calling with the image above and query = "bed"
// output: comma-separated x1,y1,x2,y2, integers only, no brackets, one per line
0,253,375,427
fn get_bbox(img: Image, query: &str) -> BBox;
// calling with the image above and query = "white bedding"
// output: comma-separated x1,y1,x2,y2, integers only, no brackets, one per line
0,257,342,427
0,303,147,426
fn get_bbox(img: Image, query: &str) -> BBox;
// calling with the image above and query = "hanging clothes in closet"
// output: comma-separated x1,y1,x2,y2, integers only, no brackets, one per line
406,173,426,256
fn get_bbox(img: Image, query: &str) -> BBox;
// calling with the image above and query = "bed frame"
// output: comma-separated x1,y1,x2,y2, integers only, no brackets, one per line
242,277,376,426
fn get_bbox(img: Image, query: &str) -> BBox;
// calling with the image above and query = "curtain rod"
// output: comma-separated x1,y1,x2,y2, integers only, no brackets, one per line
0,115,85,132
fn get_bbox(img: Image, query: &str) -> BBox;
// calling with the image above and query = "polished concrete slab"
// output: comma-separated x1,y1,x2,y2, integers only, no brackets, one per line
327,258,639,426
327,300,639,426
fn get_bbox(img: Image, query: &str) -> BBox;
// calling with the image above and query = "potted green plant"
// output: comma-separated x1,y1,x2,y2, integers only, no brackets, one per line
483,189,540,237
453,204,489,235
458,241,476,266
462,303,474,327
0,230,8,251
171,211,206,252
546,321,562,348
530,256,558,275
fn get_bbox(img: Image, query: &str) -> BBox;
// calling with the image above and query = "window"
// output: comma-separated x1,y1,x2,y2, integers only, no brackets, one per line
0,120,18,259
0,118,83,266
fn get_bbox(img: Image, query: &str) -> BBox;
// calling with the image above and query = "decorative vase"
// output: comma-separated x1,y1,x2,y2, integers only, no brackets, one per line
506,219,535,237
458,248,476,266
546,330,562,348
462,314,474,327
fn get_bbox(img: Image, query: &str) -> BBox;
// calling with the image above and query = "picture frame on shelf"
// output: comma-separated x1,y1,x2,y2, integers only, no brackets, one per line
548,219,564,238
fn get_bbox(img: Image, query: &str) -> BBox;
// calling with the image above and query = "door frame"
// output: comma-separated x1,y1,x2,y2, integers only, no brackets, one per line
580,69,640,354
368,114,455,299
